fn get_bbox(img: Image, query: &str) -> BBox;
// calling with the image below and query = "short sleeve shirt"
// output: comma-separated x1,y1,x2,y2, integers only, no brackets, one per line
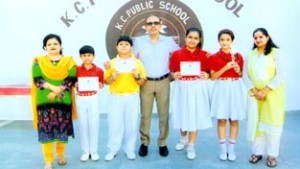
208,49,244,78
76,64,104,93
104,55,146,94
170,46,209,77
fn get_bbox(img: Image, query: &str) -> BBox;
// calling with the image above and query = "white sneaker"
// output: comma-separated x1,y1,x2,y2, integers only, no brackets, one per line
91,153,100,161
175,139,187,151
105,152,116,161
126,152,136,160
219,142,227,161
186,144,196,160
80,152,90,161
228,152,236,161
219,153,227,161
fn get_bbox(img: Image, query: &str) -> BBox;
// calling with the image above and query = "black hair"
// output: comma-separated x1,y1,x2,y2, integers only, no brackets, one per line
186,27,203,49
43,33,63,54
252,28,278,55
218,29,235,41
79,45,95,55
116,35,133,46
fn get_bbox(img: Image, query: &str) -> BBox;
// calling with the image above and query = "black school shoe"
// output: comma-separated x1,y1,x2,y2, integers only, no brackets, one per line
139,144,148,157
159,146,169,157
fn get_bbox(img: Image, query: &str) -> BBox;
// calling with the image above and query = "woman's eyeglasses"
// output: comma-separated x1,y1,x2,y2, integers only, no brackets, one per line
146,21,161,26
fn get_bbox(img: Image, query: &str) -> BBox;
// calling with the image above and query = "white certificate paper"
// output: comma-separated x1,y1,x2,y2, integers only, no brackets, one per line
180,61,201,76
115,59,135,73
78,77,99,91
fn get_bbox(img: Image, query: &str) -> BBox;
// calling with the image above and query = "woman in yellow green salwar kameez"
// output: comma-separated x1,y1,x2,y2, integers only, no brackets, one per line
244,28,286,168
31,34,77,169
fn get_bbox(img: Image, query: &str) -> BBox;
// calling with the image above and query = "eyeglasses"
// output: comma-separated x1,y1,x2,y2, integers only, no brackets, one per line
146,21,161,26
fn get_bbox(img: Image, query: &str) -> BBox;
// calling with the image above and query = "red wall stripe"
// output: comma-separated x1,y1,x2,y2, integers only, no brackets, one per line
0,86,31,95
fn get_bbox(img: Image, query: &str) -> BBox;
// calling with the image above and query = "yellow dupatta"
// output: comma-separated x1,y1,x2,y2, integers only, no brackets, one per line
31,55,77,129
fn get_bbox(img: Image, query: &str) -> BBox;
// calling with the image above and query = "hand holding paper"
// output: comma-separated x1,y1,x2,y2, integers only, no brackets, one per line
115,59,135,73
78,77,99,91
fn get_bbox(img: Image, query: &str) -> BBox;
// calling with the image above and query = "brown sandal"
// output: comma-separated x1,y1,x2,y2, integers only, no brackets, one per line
266,156,277,168
58,156,67,166
249,154,263,164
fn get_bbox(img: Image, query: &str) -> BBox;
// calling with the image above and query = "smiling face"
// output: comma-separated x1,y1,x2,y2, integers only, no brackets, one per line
219,33,233,52
185,31,201,51
145,15,162,36
253,30,269,49
45,38,62,55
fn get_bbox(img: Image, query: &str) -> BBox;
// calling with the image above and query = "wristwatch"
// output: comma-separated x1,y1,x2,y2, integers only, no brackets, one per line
135,74,141,81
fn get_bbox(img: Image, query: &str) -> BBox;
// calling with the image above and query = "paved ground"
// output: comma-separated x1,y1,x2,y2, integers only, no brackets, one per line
0,111,299,169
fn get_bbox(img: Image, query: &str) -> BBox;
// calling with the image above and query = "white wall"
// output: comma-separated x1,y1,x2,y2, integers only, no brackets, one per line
0,0,299,118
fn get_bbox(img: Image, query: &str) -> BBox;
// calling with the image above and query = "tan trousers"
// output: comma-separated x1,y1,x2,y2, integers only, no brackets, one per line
139,77,170,147
42,142,65,164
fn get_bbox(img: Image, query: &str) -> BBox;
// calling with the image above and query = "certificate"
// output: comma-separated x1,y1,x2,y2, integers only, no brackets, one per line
115,59,135,73
180,61,201,76
78,77,99,92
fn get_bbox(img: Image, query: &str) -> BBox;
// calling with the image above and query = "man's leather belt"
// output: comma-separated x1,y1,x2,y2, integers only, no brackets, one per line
147,73,170,81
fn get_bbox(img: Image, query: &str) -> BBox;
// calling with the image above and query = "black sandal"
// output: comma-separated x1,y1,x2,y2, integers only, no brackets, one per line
249,154,262,164
266,156,277,168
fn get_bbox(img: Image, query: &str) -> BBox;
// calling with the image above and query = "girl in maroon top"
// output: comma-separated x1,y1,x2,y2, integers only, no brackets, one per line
208,29,246,161
170,27,212,160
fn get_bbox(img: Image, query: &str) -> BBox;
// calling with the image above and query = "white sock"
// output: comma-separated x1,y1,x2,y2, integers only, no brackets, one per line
188,143,194,147
219,139,227,154
181,135,188,142
228,139,236,154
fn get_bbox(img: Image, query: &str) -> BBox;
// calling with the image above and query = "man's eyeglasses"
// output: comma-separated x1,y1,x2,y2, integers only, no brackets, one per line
146,21,161,26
